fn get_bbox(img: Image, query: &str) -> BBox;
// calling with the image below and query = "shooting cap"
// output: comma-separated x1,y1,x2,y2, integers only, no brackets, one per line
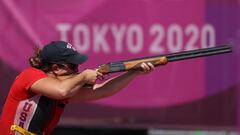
40,41,88,65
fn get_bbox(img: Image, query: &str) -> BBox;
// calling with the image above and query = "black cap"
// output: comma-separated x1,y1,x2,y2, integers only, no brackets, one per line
40,41,88,65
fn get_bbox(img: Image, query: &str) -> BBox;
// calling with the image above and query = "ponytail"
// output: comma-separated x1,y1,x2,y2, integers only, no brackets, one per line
29,46,42,69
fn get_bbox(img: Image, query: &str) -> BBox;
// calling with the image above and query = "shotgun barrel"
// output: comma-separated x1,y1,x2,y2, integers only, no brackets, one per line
166,45,232,62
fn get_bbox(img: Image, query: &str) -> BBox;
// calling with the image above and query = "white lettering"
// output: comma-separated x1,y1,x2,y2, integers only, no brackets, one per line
201,24,216,48
185,24,199,51
56,23,72,41
110,24,126,53
149,24,165,54
55,23,216,54
73,24,90,53
167,24,183,53
126,24,143,54
93,24,110,53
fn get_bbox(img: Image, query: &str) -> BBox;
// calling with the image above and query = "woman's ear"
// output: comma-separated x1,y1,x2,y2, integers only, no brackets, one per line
51,64,61,74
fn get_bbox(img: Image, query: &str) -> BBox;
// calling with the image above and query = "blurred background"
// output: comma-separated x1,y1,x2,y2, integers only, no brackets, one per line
0,0,239,134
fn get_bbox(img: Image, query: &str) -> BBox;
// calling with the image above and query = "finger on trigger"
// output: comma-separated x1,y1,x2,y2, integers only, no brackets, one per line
95,68,103,76
97,71,103,76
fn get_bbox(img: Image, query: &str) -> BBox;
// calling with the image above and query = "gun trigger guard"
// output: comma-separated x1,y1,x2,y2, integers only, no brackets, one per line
97,73,110,81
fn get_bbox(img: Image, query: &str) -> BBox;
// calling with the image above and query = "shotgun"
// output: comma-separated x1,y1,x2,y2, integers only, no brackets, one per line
96,45,232,74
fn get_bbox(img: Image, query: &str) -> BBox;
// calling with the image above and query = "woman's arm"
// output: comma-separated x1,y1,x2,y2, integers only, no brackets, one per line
30,69,99,100
69,62,154,102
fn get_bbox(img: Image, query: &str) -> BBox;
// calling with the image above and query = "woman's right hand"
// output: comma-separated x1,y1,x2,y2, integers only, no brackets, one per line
81,69,103,84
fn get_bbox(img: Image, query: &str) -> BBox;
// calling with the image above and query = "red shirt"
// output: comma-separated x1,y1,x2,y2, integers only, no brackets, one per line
0,67,68,135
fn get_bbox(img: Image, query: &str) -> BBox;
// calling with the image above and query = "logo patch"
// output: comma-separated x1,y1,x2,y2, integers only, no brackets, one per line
66,43,76,51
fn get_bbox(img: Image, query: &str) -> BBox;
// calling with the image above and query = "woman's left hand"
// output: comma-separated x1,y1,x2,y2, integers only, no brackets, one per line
138,62,155,74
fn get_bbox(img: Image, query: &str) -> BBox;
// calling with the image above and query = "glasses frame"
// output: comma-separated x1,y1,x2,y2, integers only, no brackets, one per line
57,63,79,73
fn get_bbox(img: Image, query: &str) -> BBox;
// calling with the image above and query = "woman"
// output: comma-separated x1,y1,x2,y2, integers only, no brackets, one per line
0,41,154,135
